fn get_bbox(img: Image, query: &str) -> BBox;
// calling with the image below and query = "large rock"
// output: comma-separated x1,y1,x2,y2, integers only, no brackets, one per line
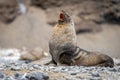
0,0,19,23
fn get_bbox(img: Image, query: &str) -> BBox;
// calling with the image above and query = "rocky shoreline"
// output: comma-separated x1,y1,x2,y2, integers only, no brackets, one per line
0,60,120,80
0,0,120,80
0,49,120,80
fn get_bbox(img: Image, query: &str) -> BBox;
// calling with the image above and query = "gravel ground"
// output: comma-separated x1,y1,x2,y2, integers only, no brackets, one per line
0,60,120,80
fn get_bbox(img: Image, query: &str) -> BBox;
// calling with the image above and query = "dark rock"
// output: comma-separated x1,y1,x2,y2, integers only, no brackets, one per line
14,73,20,77
0,71,5,78
70,72,77,75
0,0,19,23
108,68,117,72
25,72,49,80
14,73,27,80
4,77,13,80
31,0,82,9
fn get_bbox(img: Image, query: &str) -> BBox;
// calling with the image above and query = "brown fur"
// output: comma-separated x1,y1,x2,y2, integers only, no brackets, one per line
49,10,77,65
59,48,114,67
49,10,114,67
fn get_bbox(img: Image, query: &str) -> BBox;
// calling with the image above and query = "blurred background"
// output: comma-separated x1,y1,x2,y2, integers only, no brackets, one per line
0,0,120,60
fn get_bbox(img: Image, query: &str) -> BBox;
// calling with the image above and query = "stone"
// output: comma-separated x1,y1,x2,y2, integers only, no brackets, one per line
91,72,100,77
0,72,5,78
25,72,49,80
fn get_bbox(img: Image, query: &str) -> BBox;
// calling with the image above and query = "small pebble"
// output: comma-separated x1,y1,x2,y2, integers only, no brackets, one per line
14,72,20,78
25,72,49,80
70,71,78,75
108,68,117,72
91,72,100,77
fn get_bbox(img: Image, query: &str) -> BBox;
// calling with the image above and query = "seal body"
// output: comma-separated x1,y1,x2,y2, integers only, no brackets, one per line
49,10,114,67
49,10,77,65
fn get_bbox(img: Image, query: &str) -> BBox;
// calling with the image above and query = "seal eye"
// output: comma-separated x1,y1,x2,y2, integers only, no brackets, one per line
60,13,65,21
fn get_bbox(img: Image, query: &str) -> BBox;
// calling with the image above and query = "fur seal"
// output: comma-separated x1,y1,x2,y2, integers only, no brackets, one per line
49,10,114,67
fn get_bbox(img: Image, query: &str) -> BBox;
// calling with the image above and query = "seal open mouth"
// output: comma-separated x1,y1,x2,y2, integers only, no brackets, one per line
58,10,71,24
60,11,65,21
